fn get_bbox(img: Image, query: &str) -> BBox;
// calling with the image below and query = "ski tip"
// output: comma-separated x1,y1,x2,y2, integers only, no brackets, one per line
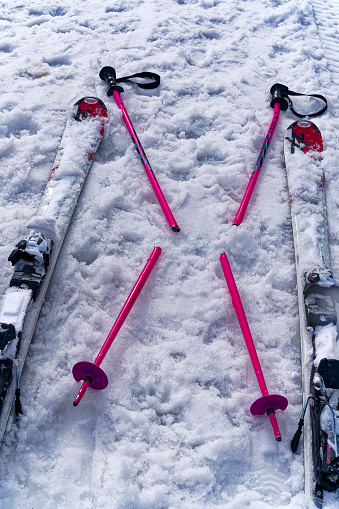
275,436,282,442
172,226,180,233
233,222,238,227
73,401,79,407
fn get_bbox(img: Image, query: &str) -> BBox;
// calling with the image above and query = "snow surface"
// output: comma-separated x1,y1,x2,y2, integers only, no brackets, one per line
1,0,339,507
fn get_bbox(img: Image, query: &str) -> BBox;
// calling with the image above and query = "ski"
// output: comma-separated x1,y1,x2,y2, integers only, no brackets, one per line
286,120,339,507
0,96,107,448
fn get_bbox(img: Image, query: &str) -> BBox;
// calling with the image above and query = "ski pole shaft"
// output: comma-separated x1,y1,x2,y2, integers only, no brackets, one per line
220,253,269,394
73,246,161,406
233,103,280,226
220,252,288,441
95,246,161,366
268,412,282,440
100,67,180,233
74,379,91,405
112,90,180,232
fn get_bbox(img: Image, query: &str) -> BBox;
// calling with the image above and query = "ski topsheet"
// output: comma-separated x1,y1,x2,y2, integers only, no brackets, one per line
285,121,339,508
0,97,107,447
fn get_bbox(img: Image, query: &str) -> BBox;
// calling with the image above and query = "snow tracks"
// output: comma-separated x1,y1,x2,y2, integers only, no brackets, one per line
312,0,339,85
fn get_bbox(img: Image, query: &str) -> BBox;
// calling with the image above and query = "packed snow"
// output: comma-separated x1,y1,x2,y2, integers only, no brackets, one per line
1,0,339,507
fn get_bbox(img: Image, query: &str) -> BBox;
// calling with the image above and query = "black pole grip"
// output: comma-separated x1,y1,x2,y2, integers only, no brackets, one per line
270,83,289,111
291,418,304,453
99,66,124,96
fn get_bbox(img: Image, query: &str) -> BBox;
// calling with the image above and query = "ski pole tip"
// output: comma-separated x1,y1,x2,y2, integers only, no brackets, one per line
233,210,244,227
268,410,283,441
73,379,91,407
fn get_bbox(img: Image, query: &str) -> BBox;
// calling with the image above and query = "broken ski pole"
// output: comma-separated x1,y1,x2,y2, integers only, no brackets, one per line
220,252,288,441
72,246,161,406
99,66,180,233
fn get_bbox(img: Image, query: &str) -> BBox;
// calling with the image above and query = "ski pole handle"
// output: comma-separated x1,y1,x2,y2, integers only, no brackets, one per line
270,83,289,111
99,66,124,95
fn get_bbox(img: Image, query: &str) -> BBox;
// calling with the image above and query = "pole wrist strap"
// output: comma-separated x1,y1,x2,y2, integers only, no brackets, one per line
270,83,327,118
116,71,161,90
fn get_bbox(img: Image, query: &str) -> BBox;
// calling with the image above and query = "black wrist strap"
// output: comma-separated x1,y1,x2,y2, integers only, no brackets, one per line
286,89,327,118
270,83,327,118
116,71,161,90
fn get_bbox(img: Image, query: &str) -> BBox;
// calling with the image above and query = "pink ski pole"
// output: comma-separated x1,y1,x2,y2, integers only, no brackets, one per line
220,252,288,441
72,246,161,406
100,66,180,233
233,84,289,226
